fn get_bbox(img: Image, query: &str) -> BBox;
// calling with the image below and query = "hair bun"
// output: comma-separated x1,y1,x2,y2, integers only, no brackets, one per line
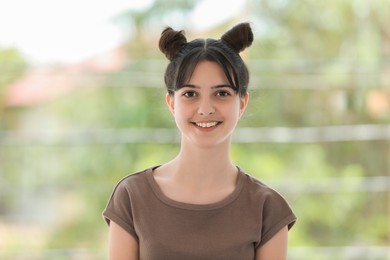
221,23,253,53
159,27,187,61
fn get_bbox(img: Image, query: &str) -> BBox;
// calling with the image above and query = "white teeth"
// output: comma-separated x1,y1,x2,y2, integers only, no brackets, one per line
196,122,218,128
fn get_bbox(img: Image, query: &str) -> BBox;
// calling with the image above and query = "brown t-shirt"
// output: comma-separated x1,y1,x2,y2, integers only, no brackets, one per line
103,166,296,260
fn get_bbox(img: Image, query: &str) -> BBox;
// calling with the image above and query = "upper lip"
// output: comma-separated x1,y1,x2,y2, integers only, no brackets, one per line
192,120,221,124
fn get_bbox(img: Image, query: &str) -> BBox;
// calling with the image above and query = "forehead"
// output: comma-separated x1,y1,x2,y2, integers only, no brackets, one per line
186,61,229,85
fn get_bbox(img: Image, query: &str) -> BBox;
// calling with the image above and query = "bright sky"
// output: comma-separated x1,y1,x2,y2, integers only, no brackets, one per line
0,0,245,65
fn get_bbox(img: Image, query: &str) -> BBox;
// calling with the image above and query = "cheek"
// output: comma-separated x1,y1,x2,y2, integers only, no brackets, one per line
173,103,191,120
228,101,242,117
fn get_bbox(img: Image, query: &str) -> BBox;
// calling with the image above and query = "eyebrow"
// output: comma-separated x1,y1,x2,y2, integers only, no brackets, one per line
181,84,233,89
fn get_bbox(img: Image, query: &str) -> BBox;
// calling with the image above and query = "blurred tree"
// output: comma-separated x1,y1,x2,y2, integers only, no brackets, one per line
246,0,390,125
114,0,199,58
0,48,28,127
247,0,389,60
0,48,28,218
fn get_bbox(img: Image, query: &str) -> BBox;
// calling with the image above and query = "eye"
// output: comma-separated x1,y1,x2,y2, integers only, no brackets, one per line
216,90,231,97
183,91,197,98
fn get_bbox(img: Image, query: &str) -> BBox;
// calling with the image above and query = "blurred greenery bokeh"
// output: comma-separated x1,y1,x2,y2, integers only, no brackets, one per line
0,0,389,259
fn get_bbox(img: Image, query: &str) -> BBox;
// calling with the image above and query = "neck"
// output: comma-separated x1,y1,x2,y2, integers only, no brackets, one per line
166,139,237,185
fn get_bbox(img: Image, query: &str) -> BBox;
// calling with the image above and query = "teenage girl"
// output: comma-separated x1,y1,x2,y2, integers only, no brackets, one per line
103,22,296,260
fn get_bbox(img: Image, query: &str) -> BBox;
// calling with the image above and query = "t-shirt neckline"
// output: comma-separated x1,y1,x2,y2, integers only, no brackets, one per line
145,165,246,211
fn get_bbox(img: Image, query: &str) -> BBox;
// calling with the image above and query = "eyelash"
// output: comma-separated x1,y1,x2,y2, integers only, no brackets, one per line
216,91,231,97
182,91,197,98
181,90,232,98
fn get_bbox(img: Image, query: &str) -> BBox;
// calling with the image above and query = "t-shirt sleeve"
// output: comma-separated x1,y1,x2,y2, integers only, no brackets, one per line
257,189,297,248
102,180,139,242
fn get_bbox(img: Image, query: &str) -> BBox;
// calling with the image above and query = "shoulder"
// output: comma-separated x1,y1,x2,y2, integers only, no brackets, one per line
239,168,297,245
239,168,295,217
240,168,281,199
111,166,157,196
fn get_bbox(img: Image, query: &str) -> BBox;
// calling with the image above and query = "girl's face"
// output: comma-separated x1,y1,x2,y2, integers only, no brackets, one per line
166,60,248,148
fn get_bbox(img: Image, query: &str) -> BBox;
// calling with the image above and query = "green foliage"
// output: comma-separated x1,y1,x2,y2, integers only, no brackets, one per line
232,143,386,247
0,48,28,129
0,48,27,87
249,0,388,61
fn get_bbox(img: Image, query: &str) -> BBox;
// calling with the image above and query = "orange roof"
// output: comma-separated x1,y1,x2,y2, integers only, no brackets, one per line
5,47,126,107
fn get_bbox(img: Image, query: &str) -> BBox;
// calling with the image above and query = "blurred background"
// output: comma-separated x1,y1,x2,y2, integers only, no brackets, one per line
0,0,389,259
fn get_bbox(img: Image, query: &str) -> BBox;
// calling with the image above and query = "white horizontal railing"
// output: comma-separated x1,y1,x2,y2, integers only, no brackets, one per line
288,246,390,259
267,176,390,194
1,124,389,145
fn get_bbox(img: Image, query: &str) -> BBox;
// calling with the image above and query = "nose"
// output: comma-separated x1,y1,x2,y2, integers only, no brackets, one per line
198,97,215,115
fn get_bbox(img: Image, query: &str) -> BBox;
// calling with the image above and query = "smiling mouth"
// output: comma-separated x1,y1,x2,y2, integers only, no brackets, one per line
193,121,221,128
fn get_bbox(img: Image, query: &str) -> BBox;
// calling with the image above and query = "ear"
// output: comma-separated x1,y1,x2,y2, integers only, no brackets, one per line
166,93,175,115
239,92,249,118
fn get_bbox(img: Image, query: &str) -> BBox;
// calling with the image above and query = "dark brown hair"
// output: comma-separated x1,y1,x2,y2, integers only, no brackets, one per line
159,23,253,97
